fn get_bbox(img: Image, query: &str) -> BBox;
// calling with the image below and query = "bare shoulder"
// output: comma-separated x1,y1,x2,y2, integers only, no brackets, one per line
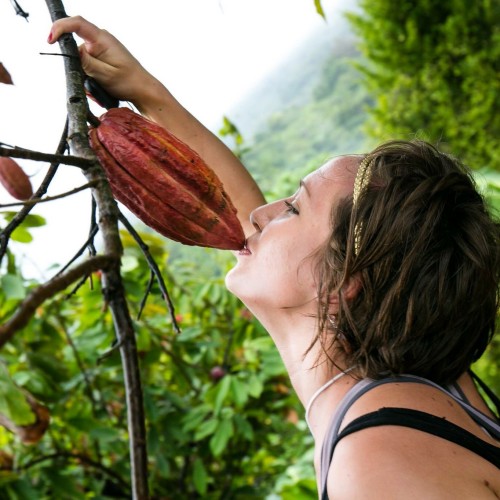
326,382,500,499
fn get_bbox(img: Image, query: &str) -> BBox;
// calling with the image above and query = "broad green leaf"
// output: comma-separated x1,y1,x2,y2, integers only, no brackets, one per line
247,374,264,398
176,326,203,342
6,249,16,275
67,417,96,432
5,478,40,500
233,414,254,441
230,376,248,407
27,352,69,384
261,349,287,377
194,418,218,441
156,453,170,478
10,226,32,243
209,418,234,457
121,255,139,272
213,374,231,414
0,365,36,426
21,214,46,228
0,274,25,300
192,458,208,496
2,212,45,226
182,404,212,432
89,426,121,444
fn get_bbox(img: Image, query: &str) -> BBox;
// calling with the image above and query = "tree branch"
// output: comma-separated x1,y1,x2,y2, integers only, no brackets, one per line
44,2,149,498
0,145,93,168
0,181,97,208
118,211,180,334
0,255,114,347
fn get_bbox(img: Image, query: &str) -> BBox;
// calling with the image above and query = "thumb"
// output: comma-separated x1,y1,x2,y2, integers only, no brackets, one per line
78,45,112,81
78,45,94,75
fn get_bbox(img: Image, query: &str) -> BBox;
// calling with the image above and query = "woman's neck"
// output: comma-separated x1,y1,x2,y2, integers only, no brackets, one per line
257,309,355,441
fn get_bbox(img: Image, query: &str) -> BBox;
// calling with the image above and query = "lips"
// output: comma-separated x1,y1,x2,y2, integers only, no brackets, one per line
238,240,252,255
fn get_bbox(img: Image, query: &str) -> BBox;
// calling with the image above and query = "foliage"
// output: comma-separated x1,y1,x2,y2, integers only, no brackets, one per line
0,221,316,499
241,53,374,193
0,1,499,497
345,0,500,170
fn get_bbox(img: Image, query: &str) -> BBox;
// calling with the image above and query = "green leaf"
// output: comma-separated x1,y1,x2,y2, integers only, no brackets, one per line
89,426,121,444
194,418,218,441
233,414,254,441
230,376,248,408
209,418,234,457
121,255,139,272
247,374,264,398
213,374,231,414
314,0,325,19
182,404,212,432
176,326,203,342
192,458,208,496
27,352,69,384
21,214,46,228
0,274,25,300
0,364,36,426
10,226,32,243
67,417,96,432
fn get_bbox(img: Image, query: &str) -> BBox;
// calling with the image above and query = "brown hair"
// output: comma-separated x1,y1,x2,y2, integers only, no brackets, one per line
315,140,500,385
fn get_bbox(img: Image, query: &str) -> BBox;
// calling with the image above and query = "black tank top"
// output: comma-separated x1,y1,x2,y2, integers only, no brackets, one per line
320,374,500,500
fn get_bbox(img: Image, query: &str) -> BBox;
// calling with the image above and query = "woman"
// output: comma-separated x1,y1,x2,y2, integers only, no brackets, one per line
49,17,500,498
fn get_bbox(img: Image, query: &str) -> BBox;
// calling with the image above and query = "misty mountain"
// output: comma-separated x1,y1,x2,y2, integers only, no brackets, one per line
220,5,373,194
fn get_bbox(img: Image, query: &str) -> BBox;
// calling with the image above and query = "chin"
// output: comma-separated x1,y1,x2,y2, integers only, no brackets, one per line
225,268,258,309
225,266,244,298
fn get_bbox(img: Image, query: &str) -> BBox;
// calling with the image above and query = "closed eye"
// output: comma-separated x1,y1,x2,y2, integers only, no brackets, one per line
284,200,299,215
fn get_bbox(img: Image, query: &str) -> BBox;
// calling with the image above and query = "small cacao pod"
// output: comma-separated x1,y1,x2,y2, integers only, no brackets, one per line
0,157,33,200
89,108,245,250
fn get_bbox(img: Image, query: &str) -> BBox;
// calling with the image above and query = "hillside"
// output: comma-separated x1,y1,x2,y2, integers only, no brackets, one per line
221,7,374,195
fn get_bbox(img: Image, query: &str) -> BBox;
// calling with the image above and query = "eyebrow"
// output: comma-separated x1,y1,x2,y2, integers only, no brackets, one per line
299,179,310,197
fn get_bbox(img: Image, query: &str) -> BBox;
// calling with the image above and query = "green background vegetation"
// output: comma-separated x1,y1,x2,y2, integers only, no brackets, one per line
0,0,498,498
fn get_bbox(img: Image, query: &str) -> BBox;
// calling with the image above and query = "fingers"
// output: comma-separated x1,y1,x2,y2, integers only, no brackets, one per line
48,15,101,45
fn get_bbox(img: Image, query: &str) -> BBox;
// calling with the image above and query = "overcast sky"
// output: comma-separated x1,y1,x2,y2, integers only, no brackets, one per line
0,0,351,278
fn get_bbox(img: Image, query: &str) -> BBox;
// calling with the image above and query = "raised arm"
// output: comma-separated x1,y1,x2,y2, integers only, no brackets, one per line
49,16,265,236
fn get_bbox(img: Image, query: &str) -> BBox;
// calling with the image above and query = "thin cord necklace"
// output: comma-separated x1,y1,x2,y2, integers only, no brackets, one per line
305,367,355,430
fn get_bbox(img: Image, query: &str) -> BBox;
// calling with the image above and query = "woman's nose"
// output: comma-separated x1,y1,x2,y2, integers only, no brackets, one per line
249,200,282,232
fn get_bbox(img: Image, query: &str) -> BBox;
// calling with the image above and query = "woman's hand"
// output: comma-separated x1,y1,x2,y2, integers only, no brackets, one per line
48,16,158,107
48,15,266,234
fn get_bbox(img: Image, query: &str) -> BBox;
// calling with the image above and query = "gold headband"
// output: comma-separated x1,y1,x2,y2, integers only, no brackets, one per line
353,156,374,255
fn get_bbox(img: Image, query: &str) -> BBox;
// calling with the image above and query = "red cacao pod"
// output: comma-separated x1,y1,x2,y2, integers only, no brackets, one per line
0,158,33,200
89,108,245,250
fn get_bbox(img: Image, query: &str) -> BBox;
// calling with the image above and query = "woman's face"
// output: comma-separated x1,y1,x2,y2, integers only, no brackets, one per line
226,156,357,314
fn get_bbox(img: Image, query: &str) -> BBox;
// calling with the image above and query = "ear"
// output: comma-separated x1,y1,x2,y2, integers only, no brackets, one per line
327,274,362,309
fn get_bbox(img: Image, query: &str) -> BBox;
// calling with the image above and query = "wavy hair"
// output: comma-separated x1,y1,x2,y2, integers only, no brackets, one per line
314,140,500,385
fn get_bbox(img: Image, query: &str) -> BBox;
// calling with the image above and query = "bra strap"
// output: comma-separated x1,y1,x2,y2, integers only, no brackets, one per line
319,374,500,499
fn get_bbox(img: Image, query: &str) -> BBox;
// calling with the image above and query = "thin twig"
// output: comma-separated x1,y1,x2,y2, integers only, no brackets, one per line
137,270,155,320
118,211,180,334
0,120,68,266
17,451,130,492
0,145,92,168
0,255,114,348
97,338,123,365
64,272,93,299
55,224,99,278
0,181,98,208
88,197,98,256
